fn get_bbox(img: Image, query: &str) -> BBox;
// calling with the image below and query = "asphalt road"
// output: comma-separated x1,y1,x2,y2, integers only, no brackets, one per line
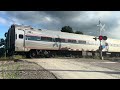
22,58,120,79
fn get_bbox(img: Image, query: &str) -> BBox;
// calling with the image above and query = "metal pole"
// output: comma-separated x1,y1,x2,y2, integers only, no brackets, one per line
99,20,103,60
5,45,6,59
100,40,103,60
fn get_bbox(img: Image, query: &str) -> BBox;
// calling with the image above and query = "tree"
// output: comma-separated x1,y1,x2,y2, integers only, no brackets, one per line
75,31,83,34
61,26,73,33
0,38,5,45
0,38,5,57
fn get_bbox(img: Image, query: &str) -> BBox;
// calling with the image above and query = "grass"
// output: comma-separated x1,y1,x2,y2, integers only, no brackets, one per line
13,55,26,59
0,54,23,79
0,56,10,60
0,55,26,60
0,61,21,79
5,64,20,79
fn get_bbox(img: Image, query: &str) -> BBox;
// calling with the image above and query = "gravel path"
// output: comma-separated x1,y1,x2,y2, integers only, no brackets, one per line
0,60,57,79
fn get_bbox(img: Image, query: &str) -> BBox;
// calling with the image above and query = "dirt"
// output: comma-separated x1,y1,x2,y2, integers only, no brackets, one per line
0,59,57,79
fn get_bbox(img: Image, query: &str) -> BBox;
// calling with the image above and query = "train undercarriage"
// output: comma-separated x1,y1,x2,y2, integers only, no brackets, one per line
6,48,120,59
25,49,83,58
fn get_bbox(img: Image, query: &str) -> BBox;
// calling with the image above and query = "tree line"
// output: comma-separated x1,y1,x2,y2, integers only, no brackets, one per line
61,26,83,34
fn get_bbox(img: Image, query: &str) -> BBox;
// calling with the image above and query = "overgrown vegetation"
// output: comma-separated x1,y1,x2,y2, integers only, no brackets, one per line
0,55,26,60
0,61,20,79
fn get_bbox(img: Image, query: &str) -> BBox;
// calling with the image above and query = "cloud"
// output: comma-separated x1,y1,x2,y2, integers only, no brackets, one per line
2,11,120,39
0,17,8,25
107,25,120,39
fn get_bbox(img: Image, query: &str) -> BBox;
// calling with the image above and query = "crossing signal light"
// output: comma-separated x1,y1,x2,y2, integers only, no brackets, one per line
103,36,107,40
99,36,107,40
99,36,103,40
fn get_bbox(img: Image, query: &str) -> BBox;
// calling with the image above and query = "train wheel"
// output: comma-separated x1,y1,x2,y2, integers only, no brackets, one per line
26,53,30,58
30,50,37,58
44,51,50,58
116,54,119,57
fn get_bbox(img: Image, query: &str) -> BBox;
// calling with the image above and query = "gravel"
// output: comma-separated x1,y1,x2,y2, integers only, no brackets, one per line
0,60,57,79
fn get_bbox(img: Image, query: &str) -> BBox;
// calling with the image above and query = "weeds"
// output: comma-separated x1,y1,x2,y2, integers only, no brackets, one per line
0,55,26,60
6,63,20,79
0,61,20,79
1,61,5,79
0,55,24,79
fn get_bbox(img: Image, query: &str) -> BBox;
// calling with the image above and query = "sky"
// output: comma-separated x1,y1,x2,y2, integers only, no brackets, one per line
0,11,120,39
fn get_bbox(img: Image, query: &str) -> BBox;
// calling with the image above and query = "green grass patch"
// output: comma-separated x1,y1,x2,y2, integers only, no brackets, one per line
0,62,21,79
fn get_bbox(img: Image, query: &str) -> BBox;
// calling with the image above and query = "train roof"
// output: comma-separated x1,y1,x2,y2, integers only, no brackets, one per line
11,24,120,41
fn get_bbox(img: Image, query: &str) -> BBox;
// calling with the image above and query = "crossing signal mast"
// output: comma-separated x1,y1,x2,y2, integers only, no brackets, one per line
97,20,107,60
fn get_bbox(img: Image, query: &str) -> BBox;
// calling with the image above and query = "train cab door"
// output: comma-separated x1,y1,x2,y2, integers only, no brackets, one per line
16,30,25,51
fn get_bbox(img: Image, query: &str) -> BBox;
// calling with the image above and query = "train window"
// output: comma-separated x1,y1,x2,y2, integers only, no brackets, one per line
47,37,52,41
78,40,86,44
19,34,23,39
41,36,52,42
68,39,77,43
55,38,60,42
118,44,120,47
113,44,115,47
112,44,114,46
115,44,118,47
114,44,116,47
26,36,41,41
34,37,41,41
60,39,66,43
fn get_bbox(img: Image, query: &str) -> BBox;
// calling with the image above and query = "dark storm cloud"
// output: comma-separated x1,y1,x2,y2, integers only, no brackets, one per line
3,11,120,39
45,11,84,20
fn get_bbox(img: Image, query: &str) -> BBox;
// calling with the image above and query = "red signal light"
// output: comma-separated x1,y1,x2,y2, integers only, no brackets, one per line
99,36,103,40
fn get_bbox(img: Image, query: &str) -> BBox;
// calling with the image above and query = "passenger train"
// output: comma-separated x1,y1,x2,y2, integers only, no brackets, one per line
4,24,120,58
